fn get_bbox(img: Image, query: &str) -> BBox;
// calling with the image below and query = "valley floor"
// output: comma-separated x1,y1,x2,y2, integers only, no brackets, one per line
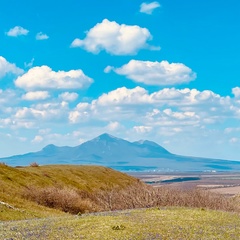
131,171,240,196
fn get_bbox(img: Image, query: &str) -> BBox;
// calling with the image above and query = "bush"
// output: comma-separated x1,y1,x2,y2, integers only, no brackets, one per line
23,186,98,214
23,183,239,214
29,162,39,167
94,183,237,212
0,162,7,166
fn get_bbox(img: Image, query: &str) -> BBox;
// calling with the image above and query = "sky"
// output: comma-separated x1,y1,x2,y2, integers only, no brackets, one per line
0,0,240,161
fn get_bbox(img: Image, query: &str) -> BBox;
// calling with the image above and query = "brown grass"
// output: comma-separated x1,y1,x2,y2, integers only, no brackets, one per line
29,162,39,167
23,182,239,214
0,164,139,220
23,186,97,214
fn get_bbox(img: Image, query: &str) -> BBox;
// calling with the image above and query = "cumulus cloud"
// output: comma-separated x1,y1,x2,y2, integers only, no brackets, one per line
68,86,234,130
71,19,159,55
96,86,149,105
0,56,24,78
108,60,196,86
15,66,93,91
32,135,43,143
59,92,78,102
6,26,29,37
69,110,89,123
14,101,69,123
140,1,161,14
232,87,240,98
104,66,114,73
22,91,50,101
106,121,122,131
36,32,49,40
133,125,152,133
88,86,229,111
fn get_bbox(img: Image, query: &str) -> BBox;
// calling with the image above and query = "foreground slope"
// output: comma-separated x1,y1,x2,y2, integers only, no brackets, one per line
1,207,240,239
1,133,240,171
0,164,138,220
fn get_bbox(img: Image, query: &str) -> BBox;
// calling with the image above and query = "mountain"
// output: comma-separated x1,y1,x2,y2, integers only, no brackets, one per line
1,133,240,172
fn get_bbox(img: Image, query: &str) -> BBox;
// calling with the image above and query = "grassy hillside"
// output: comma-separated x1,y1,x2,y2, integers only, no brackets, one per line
1,163,240,239
1,207,240,239
0,163,138,220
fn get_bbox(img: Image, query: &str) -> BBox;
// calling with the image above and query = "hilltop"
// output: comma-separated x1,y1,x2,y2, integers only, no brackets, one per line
0,164,138,220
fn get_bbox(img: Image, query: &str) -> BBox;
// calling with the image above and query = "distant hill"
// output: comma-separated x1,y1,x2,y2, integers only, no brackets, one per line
1,133,240,171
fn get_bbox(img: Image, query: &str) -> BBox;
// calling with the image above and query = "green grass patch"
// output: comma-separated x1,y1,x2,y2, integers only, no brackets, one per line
1,207,240,239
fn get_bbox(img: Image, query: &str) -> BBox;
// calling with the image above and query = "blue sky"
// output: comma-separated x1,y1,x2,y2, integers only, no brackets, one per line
0,0,240,161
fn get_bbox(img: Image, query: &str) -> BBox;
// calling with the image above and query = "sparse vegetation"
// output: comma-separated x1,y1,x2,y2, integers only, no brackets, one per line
1,164,240,239
22,177,239,215
1,207,240,239
29,162,39,167
0,164,139,220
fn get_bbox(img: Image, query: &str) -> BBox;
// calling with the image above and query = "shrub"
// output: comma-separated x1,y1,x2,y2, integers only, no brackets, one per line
23,186,98,214
0,162,7,166
29,162,39,167
23,182,239,214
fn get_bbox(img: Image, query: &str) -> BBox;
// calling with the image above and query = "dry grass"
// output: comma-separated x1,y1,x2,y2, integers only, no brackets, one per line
23,182,239,214
1,163,239,221
23,186,98,214
0,164,138,220
29,162,39,167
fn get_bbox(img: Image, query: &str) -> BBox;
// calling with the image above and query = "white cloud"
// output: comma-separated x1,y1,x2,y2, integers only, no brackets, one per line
0,56,24,78
224,127,240,134
104,66,114,73
13,101,69,125
133,126,152,133
59,92,78,102
15,65,93,91
96,86,149,105
232,87,240,98
22,91,50,101
6,26,29,37
36,32,49,40
32,135,43,143
0,89,19,109
140,1,161,14
229,137,239,143
24,58,35,68
68,86,234,131
106,121,122,131
71,19,159,55
108,60,196,86
69,110,89,123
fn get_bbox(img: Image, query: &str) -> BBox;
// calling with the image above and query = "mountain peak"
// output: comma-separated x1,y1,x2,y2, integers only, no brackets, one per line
41,144,60,154
42,144,57,150
95,133,120,141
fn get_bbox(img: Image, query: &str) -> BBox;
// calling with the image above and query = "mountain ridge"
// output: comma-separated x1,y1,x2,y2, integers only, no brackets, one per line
1,133,240,172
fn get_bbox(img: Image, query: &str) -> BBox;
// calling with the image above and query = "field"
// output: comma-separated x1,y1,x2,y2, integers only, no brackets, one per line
131,171,240,196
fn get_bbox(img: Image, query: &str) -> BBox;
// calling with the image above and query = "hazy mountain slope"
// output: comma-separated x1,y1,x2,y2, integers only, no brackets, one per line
1,133,240,171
